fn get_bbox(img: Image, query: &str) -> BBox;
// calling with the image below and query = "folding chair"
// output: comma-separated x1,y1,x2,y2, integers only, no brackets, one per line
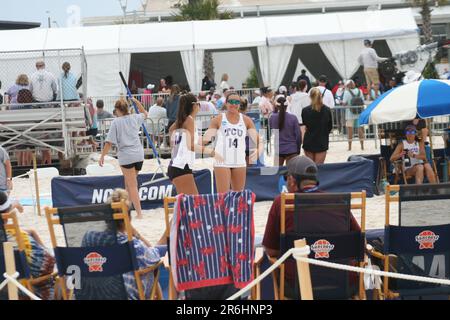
275,191,367,300
1,211,56,299
164,192,258,300
45,201,163,300
370,184,450,299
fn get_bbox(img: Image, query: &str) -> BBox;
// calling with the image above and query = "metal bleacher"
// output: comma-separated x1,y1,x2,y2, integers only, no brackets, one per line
0,103,90,165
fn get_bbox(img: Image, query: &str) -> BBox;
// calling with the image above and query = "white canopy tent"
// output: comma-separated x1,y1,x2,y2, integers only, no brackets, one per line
0,8,420,96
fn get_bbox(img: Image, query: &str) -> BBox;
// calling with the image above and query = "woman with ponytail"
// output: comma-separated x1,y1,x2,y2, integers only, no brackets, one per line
269,95,301,166
301,87,333,164
168,93,217,195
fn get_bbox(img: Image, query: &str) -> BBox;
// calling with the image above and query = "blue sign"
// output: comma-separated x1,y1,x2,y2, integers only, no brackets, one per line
51,169,212,209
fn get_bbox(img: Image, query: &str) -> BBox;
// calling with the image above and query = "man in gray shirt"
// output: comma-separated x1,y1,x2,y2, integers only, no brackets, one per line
358,40,389,99
0,146,12,193
96,99,114,120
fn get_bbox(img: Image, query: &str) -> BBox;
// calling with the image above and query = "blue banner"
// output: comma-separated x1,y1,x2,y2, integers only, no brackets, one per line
51,169,212,210
244,160,374,201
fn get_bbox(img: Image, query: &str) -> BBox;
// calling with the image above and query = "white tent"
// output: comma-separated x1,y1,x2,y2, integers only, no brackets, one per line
0,8,420,96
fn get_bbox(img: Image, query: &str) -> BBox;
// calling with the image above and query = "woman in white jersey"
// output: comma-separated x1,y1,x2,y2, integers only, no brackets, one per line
203,92,260,193
168,94,217,194
390,125,436,184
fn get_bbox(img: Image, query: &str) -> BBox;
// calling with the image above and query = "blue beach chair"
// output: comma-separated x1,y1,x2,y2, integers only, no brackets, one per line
274,192,367,300
373,184,450,299
45,202,163,300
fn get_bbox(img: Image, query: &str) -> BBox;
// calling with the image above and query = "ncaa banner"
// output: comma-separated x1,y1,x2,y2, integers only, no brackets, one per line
51,169,212,210
244,160,374,202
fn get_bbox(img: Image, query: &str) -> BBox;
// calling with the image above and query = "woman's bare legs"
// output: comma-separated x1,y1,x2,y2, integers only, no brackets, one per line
172,174,199,195
358,127,365,150
230,167,247,191
214,167,232,193
314,151,327,164
121,166,143,218
347,126,353,151
304,151,315,163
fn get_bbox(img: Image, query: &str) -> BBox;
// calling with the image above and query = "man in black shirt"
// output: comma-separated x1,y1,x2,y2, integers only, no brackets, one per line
297,69,312,92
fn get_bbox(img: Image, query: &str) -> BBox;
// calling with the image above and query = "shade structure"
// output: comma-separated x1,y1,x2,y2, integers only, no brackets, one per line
359,80,450,125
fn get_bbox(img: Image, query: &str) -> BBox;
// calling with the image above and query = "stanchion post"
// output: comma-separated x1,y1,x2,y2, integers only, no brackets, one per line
32,153,42,216
3,242,19,300
294,239,313,300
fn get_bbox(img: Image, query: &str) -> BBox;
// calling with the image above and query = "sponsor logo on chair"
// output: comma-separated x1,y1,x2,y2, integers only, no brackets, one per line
84,252,107,272
415,230,439,250
311,239,335,259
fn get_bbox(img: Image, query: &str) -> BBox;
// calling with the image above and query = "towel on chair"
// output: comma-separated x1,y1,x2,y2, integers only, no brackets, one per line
170,190,255,291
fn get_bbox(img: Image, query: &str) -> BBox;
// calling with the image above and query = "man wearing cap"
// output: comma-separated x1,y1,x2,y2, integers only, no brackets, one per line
315,75,335,109
358,40,389,99
262,155,360,298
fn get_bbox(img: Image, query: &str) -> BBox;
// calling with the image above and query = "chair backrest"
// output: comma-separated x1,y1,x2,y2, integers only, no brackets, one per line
169,191,255,294
45,202,143,300
0,212,31,297
280,191,366,300
398,183,450,227
385,184,450,296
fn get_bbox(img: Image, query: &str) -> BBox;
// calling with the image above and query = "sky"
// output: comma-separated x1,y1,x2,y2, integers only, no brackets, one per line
0,0,144,27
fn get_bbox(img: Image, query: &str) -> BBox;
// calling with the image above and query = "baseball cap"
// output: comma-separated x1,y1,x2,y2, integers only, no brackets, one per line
278,85,287,94
318,75,328,83
0,191,11,212
254,89,261,95
147,84,155,90
260,86,272,94
405,125,417,133
280,156,319,182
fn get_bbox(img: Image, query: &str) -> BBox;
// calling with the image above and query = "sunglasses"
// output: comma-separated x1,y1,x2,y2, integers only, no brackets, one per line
405,130,416,135
228,99,241,105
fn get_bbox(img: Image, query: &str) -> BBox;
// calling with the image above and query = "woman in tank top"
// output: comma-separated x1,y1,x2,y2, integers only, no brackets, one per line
168,94,216,194
390,125,436,184
202,92,261,193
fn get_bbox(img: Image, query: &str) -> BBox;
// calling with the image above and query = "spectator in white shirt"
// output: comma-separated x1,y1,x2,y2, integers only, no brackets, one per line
148,97,167,122
219,73,230,92
287,80,310,141
29,61,57,103
357,40,388,99
315,75,335,108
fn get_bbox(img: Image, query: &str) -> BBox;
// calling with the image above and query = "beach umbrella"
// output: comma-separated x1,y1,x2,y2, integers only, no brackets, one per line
359,80,450,125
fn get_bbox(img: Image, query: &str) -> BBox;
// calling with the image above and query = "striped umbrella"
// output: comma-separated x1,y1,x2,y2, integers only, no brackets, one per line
359,79,450,125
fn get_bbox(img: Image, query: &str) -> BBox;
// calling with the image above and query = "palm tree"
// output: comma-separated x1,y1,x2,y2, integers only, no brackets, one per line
173,0,234,84
408,0,448,44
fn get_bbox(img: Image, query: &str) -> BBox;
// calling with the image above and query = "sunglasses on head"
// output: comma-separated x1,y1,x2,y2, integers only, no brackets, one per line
227,99,241,105
405,130,416,135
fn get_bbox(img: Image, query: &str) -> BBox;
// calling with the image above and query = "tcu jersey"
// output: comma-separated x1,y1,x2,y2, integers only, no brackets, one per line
214,113,247,167
171,122,199,169
402,140,423,168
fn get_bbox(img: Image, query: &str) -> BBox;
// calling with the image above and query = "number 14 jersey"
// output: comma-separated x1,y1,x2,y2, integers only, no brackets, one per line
214,113,247,168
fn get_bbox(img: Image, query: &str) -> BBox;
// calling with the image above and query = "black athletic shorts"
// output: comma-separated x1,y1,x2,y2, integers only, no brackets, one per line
168,164,193,180
121,161,143,171
278,152,299,158
86,128,98,137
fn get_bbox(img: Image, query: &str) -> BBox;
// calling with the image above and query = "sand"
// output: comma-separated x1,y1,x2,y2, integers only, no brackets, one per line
9,137,446,248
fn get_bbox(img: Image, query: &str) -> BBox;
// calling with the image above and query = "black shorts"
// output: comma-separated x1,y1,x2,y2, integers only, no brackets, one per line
86,128,98,137
168,164,193,180
121,161,143,171
278,152,299,158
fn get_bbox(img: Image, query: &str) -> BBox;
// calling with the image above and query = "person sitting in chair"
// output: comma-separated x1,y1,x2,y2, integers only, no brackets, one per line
82,188,166,300
0,191,56,300
262,156,360,299
390,125,436,184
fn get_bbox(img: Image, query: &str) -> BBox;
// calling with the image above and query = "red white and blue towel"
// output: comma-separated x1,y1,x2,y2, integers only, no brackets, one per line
170,190,255,291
